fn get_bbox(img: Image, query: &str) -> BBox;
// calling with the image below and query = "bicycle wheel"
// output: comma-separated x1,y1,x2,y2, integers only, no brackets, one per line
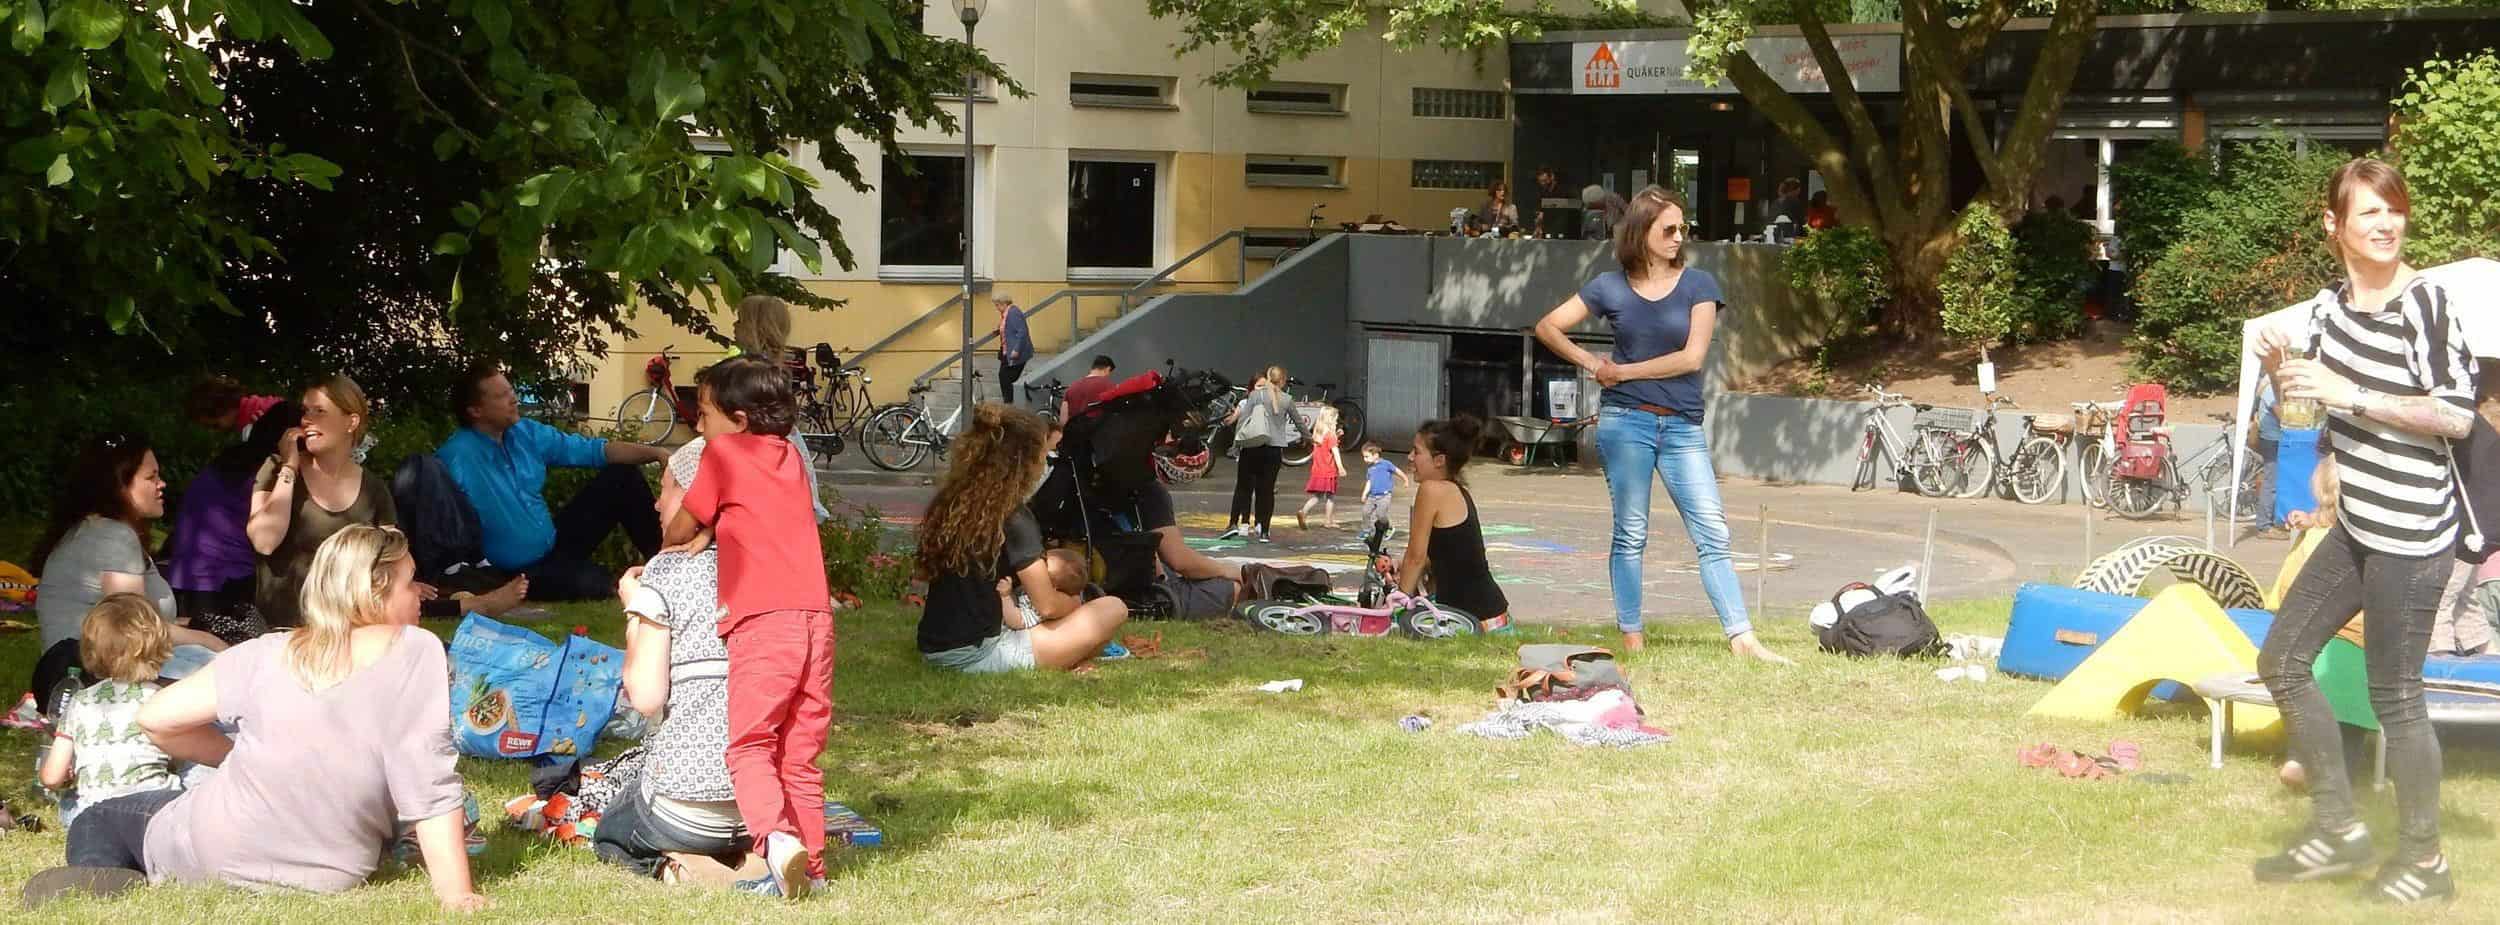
615,390,676,445
860,406,929,471
1235,600,1326,636
1946,436,1997,500
1910,431,1953,498
1399,603,1481,639
2010,436,2067,505
2077,441,2112,508
2107,474,2167,519
1283,436,1313,467
1333,400,1366,448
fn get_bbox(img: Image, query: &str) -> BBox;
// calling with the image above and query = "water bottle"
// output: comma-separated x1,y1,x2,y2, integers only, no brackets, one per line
47,667,82,726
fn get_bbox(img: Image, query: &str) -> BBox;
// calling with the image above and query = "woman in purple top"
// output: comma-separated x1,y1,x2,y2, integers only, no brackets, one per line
165,402,301,644
1534,186,1789,664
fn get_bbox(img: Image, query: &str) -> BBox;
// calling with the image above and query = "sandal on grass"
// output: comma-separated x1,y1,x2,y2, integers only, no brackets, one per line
2107,740,2143,774
2019,743,2063,769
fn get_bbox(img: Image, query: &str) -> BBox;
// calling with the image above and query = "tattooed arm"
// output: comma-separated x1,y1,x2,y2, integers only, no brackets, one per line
2357,393,2476,440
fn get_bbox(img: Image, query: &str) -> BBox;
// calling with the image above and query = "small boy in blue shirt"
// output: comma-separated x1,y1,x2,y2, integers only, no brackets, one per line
1358,442,1411,533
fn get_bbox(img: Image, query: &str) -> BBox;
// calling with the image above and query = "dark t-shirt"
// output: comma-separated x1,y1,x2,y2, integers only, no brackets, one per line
1580,269,1726,421
917,507,1046,654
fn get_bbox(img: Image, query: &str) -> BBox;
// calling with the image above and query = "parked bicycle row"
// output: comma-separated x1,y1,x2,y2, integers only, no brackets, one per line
1851,382,2266,522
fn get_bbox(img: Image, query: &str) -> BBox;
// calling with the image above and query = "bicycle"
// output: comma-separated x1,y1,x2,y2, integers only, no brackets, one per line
858,372,984,471
516,361,589,428
2067,394,2125,509
1230,522,1494,638
1849,385,1950,496
2001,406,2081,506
1023,377,1068,424
1934,394,2021,500
615,345,698,445
792,343,877,438
1271,203,1330,264
1280,377,1366,467
2106,412,2270,521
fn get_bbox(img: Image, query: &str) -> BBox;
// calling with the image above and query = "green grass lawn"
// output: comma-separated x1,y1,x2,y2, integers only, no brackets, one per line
3,600,2495,922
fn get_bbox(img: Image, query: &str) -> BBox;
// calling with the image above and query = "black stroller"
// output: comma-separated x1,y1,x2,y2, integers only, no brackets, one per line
1031,365,1224,618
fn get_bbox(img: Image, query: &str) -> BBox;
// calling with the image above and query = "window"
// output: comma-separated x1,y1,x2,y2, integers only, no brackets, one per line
880,153,968,268
1068,159,1158,271
936,74,995,100
1412,88,1505,120
1071,74,1175,110
1245,155,1342,188
1411,160,1505,191
1246,82,1346,115
1241,228,1313,260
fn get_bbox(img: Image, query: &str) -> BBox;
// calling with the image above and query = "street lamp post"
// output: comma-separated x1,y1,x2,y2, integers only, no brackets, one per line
953,0,986,420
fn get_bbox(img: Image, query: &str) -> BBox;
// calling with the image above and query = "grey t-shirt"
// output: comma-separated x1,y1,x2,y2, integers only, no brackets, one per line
143,627,464,893
36,517,176,648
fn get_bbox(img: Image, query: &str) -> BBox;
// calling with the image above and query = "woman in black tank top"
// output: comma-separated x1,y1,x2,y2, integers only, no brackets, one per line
1395,417,1508,624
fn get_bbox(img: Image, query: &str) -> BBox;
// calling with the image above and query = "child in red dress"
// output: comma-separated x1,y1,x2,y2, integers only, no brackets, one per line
1296,407,1344,529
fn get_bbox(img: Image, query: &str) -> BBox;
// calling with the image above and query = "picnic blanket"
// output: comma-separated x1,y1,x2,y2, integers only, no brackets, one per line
1457,689,1670,748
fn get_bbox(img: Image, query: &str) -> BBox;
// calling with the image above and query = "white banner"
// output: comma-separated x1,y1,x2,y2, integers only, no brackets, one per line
1571,35,1902,95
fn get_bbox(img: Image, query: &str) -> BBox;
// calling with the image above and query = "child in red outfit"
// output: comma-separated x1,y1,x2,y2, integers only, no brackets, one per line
663,356,833,900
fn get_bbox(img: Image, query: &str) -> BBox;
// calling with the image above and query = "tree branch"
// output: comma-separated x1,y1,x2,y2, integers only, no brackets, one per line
1902,0,2001,192
1953,0,2018,63
1991,0,2103,209
1791,0,1906,218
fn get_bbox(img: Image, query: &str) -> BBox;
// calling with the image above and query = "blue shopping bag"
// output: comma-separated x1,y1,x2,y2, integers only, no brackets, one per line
446,614,625,760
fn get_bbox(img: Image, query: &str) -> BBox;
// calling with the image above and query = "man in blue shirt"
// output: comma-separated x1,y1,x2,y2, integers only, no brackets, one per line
995,294,1031,405
437,364,670,600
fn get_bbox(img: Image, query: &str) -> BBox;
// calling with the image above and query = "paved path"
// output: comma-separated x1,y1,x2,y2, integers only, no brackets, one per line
818,456,2296,629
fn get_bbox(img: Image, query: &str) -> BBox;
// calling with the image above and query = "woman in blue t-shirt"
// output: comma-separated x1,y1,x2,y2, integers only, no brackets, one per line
1533,187,1789,664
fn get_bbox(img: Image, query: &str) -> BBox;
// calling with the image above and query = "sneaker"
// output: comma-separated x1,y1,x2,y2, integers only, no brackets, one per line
733,875,783,897
1257,529,1273,543
2254,825,2374,882
1217,527,1245,541
2363,856,2456,904
765,831,812,900
1099,642,1131,661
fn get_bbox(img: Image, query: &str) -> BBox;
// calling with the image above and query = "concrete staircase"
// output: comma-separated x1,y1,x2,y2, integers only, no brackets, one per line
918,351,1060,421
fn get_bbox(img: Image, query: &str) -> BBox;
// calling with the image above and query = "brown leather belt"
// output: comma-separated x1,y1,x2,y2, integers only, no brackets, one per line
1634,403,1677,417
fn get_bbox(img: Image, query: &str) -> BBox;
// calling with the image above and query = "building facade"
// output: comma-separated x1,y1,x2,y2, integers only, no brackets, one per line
584,2,1517,415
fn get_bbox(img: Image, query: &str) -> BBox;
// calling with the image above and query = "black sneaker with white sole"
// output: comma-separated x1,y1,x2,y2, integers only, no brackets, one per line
2254,825,2374,882
2363,856,2456,904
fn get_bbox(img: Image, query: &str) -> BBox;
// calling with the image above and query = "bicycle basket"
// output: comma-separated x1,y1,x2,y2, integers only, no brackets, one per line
2028,413,2073,435
1914,406,1980,434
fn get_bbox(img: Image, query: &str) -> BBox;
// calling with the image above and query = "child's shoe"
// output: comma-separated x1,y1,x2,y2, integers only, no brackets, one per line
765,831,812,900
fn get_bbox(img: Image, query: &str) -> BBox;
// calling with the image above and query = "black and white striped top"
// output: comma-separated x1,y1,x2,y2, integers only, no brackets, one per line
2306,275,2479,558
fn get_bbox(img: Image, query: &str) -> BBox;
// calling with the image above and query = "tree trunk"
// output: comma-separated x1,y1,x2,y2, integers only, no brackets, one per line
1882,219,1959,342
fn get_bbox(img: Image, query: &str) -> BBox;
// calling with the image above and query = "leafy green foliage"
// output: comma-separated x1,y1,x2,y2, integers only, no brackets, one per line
822,504,913,601
4,0,1008,419
2126,139,2344,393
2007,211,2095,343
2391,51,2500,267
1939,206,2018,348
2108,140,2219,272
1784,225,1890,326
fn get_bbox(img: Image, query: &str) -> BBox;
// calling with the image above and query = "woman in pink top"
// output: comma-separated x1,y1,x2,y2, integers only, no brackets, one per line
29,525,487,912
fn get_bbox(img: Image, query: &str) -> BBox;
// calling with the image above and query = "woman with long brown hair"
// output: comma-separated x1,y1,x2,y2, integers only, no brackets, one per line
1534,186,1787,664
916,404,1128,672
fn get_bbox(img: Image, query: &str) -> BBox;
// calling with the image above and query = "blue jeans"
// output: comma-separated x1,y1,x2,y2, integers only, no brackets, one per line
1595,406,1749,638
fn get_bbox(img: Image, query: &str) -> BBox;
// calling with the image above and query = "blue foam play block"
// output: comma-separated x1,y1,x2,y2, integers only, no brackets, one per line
2427,654,2500,691
2000,583,2276,699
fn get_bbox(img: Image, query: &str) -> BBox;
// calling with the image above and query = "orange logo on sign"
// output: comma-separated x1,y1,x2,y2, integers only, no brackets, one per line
1584,42,1621,90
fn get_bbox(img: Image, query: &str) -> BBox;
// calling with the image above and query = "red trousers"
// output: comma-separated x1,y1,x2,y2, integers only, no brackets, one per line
724,608,835,859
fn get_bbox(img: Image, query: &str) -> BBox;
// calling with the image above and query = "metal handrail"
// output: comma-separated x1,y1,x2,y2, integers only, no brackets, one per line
909,287,1120,387
841,291,968,374
909,231,1252,387
1120,229,1247,313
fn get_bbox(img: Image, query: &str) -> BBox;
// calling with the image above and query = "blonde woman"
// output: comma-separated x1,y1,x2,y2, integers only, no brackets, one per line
1220,365,1300,542
250,375,525,625
730,294,829,523
33,525,486,911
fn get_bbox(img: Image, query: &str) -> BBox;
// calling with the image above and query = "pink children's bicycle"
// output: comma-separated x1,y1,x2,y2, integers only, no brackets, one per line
1230,522,1497,639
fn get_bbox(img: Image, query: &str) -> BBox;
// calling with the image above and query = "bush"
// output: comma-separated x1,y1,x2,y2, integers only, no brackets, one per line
2109,140,2218,271
822,505,914,602
1939,206,2019,349
2392,51,2500,267
2126,138,2344,393
2008,211,2097,343
1784,225,1890,328
0,379,231,555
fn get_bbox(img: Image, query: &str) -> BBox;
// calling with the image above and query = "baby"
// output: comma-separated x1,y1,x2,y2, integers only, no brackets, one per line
1000,549,1089,630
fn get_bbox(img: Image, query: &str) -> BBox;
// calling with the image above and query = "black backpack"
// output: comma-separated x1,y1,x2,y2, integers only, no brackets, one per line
1817,583,1944,658
391,452,489,583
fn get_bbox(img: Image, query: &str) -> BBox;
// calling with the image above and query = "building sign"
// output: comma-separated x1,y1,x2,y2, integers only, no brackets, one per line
1570,35,1902,95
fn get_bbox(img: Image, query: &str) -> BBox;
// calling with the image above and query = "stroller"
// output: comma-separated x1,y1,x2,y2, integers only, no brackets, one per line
1032,366,1221,618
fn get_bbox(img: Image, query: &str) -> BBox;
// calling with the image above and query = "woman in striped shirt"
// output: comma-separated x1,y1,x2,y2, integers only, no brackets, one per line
2252,158,2477,904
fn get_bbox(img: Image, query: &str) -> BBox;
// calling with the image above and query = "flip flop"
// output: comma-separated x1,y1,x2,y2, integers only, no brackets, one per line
1099,642,1131,661
2019,742,2063,769
2055,750,2102,779
2107,740,2143,774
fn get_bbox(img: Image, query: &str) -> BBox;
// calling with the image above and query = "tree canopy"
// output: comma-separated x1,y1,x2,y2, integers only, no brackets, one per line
1,0,1005,402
